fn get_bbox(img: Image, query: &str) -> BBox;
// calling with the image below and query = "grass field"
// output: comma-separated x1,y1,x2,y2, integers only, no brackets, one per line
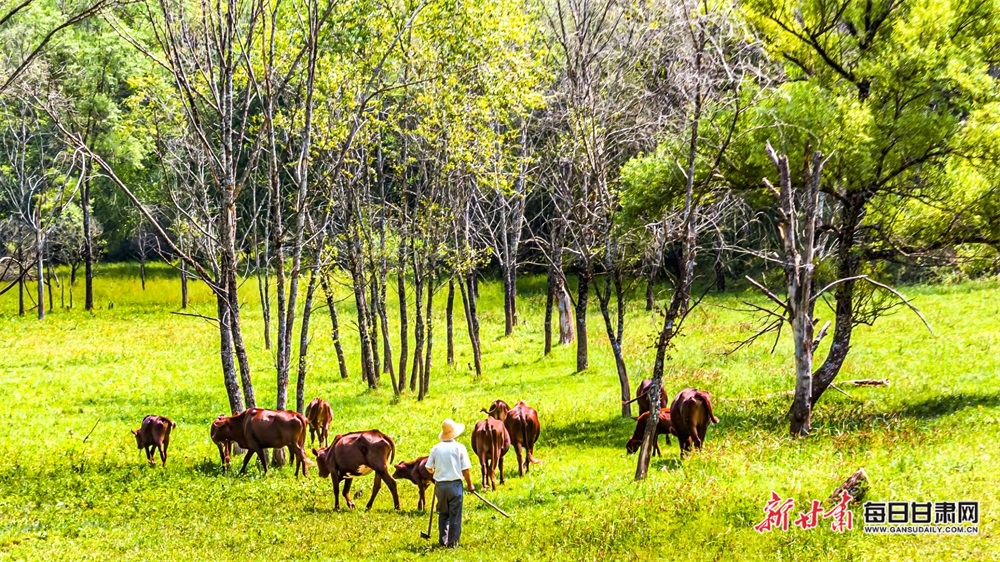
0,263,997,560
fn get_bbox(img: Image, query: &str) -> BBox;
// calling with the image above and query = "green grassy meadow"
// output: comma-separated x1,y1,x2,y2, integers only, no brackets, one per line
0,263,997,560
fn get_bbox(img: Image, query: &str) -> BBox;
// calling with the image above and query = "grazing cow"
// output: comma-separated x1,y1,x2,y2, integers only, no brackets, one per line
211,408,310,476
669,388,720,455
471,418,510,490
392,456,434,510
625,410,673,455
304,398,333,447
635,378,669,416
313,430,400,511
483,399,540,476
132,415,176,467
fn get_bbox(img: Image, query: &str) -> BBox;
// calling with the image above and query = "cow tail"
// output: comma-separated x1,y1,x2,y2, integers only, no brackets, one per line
522,419,539,464
299,417,315,466
387,434,396,464
704,394,720,424
305,401,314,420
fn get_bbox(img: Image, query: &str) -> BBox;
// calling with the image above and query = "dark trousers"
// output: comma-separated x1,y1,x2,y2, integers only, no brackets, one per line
435,479,464,547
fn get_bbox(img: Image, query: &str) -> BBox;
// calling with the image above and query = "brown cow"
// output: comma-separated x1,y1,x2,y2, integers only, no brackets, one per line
305,398,333,447
132,415,175,467
635,378,669,416
625,410,673,455
392,456,434,510
483,399,540,476
471,418,510,490
669,388,720,455
211,408,310,476
313,430,400,511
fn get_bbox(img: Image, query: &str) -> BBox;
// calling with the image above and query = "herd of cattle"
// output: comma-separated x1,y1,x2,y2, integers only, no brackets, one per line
130,382,718,510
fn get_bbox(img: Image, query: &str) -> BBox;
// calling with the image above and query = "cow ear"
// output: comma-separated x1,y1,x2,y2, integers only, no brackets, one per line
131,429,138,436
312,448,320,457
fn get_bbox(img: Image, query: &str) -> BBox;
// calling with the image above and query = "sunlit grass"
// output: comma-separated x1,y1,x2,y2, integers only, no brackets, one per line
0,263,997,560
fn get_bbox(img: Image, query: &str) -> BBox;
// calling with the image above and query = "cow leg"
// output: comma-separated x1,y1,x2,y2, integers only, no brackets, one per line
294,445,308,478
479,457,488,489
513,442,524,477
377,467,400,510
240,449,257,475
653,439,660,457
144,446,153,464
309,426,315,446
332,476,341,510
367,475,383,511
498,454,505,485
342,478,355,509
259,448,270,475
418,484,427,511
158,442,167,467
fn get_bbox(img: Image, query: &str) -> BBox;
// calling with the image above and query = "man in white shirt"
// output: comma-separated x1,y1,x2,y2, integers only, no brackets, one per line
425,418,476,547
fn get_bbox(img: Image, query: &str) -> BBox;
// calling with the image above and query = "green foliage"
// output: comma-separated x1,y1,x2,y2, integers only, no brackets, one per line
0,265,997,559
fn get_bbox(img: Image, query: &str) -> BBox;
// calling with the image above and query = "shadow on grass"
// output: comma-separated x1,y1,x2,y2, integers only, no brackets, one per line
897,392,1000,419
543,417,635,450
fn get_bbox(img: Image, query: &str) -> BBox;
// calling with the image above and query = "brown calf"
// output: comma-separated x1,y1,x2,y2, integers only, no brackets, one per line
669,388,720,456
635,378,669,416
484,399,541,476
625,410,673,455
313,430,400,511
305,398,333,447
211,408,310,476
471,418,510,490
392,456,434,510
132,415,175,467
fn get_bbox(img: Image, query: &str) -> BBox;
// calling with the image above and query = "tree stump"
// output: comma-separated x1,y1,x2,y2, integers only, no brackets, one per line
830,468,869,504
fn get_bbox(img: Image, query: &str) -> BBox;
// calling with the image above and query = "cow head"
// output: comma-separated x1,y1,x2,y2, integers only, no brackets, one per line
482,400,511,421
313,447,331,478
625,438,641,455
210,415,233,465
392,461,411,481
131,429,142,449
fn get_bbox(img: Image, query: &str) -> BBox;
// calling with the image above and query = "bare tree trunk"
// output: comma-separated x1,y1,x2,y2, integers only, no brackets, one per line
36,225,44,320
295,265,319,415
410,270,424,392
227,266,257,410
446,277,455,365
597,268,630,417
459,272,482,376
320,273,349,379
810,198,863,405
369,276,380,377
397,235,409,393
350,245,378,388
575,271,589,372
47,265,55,312
376,271,398,394
420,276,434,400
217,292,246,415
503,264,515,336
82,173,94,311
181,260,189,309
18,245,25,315
544,269,554,355
637,59,704,479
